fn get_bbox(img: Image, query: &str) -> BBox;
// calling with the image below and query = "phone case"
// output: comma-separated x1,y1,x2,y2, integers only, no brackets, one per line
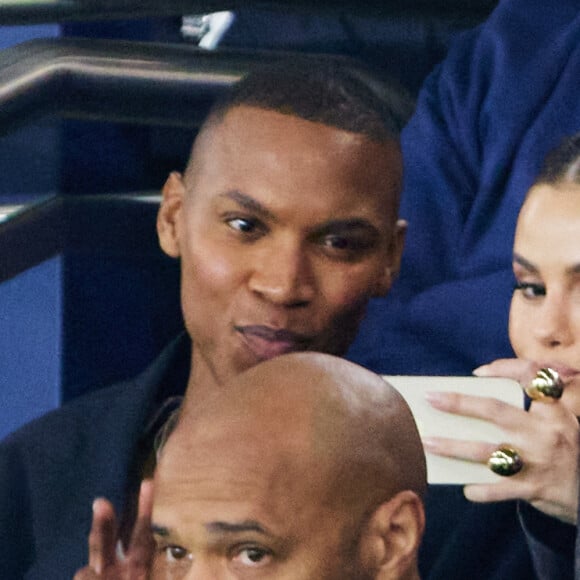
382,376,524,484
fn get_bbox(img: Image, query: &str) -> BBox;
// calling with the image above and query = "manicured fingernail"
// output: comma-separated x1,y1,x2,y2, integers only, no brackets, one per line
422,437,437,450
473,365,489,376
424,391,443,404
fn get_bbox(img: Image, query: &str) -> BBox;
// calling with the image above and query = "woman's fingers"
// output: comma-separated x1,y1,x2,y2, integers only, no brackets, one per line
474,358,537,384
464,481,532,503
425,391,527,431
422,436,496,463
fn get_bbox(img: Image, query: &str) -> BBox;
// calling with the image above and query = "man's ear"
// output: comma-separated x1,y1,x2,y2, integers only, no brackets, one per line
157,171,186,258
373,219,407,298
359,490,424,580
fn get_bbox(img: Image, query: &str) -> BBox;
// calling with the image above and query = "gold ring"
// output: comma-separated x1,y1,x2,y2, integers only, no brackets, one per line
488,446,524,477
525,368,564,402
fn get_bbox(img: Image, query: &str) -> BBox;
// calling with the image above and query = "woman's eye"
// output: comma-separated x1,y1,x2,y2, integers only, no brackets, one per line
234,546,272,567
164,545,191,563
514,281,546,299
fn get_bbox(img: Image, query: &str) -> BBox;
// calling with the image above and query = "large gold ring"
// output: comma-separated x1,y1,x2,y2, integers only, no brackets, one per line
525,368,564,402
488,446,524,477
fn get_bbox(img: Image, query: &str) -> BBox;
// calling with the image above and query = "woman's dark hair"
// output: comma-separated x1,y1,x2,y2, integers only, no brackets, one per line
536,133,580,185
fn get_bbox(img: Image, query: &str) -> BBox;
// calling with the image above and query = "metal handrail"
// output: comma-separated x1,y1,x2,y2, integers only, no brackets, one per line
0,1,497,26
0,37,416,134
0,37,285,133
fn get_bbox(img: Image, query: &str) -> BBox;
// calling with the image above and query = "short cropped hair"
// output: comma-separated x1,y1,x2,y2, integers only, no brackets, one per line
536,133,580,185
205,57,414,143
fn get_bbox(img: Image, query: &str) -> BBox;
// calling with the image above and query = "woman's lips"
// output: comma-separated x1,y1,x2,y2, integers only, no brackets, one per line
533,363,580,387
236,325,311,361
545,365,580,383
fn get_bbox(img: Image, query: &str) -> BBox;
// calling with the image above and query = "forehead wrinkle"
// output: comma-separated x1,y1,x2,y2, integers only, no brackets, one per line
158,430,316,518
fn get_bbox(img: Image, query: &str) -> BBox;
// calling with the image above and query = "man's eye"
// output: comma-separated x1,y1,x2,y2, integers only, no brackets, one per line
226,217,257,233
514,281,546,299
323,235,350,250
322,235,371,251
234,546,272,567
164,544,191,563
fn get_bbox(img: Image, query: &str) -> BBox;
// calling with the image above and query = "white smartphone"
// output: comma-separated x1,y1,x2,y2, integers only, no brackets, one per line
382,375,524,485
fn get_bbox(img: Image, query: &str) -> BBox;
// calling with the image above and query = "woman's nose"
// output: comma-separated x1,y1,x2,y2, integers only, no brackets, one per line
533,294,574,348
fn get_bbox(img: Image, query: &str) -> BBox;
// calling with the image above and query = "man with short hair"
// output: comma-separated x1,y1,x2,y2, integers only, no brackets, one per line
0,58,411,578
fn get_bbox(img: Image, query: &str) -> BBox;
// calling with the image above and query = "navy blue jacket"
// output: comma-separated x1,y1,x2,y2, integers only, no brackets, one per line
0,335,189,579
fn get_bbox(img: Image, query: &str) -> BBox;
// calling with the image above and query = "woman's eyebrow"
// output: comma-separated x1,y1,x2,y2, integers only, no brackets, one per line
513,253,538,273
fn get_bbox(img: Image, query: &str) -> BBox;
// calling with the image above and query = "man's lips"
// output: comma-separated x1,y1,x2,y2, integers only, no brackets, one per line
235,325,313,360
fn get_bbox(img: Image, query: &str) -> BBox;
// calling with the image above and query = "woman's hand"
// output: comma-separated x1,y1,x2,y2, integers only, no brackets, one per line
423,358,579,524
73,480,155,579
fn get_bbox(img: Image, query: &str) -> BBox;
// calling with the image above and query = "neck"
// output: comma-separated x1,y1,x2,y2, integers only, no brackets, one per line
179,346,225,421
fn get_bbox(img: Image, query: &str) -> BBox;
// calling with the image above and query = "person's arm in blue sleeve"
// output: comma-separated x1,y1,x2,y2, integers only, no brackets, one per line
349,0,580,377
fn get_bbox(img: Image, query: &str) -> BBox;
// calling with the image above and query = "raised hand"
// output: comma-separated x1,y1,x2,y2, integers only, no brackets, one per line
74,480,155,579
423,359,579,524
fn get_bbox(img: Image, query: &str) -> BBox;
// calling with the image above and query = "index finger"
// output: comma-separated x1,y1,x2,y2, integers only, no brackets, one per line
88,498,118,574
73,566,100,580
474,358,537,384
125,480,155,575
425,391,526,429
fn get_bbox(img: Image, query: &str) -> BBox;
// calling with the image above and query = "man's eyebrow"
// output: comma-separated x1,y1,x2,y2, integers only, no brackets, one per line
316,218,380,235
218,190,275,220
513,253,538,273
205,520,272,536
151,523,170,537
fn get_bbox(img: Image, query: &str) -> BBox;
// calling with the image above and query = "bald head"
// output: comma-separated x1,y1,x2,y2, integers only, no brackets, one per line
176,352,425,503
152,353,425,580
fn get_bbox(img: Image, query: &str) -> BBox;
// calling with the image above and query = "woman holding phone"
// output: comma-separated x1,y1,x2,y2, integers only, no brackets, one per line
424,133,580,578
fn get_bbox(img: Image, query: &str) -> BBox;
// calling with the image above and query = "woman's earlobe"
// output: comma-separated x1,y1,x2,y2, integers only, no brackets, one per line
157,172,185,258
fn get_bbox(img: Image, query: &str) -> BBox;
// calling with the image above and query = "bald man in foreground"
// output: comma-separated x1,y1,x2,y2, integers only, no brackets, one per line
150,352,426,579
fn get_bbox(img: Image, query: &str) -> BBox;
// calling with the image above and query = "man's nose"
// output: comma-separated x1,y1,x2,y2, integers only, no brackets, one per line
533,293,574,348
184,560,222,580
248,240,316,307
